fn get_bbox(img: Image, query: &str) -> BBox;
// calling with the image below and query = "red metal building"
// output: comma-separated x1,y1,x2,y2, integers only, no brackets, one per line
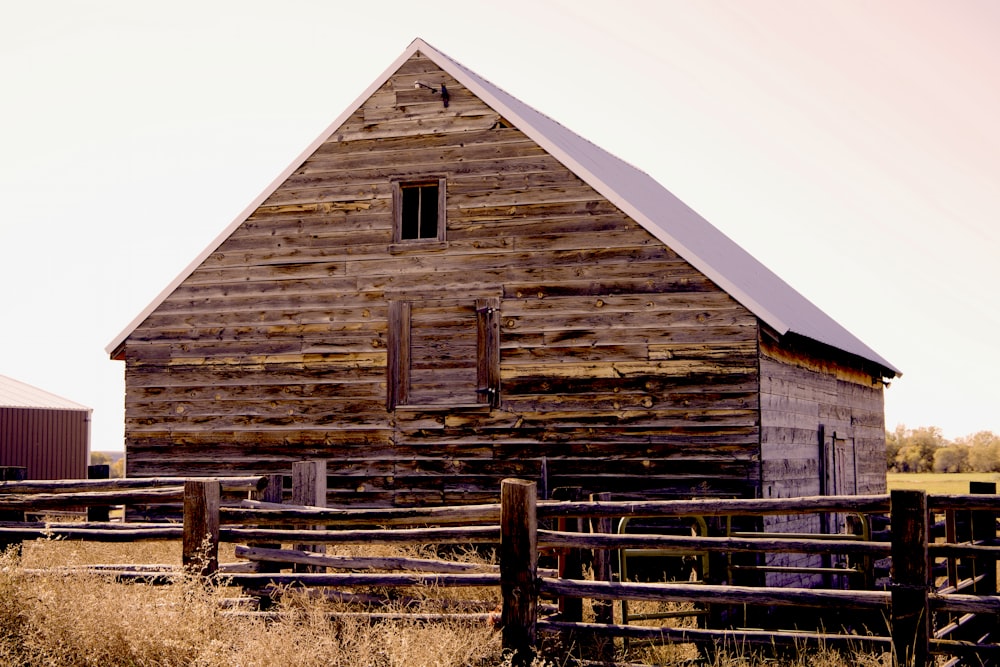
0,374,91,479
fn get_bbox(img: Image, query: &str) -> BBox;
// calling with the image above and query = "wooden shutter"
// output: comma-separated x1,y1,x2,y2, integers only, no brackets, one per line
477,297,501,408
388,297,500,409
386,300,410,410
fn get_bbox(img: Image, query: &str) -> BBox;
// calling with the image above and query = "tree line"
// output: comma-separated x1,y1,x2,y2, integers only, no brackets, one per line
887,426,1000,473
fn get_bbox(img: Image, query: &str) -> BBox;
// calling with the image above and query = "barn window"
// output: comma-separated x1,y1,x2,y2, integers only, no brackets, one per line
392,178,446,243
387,297,500,410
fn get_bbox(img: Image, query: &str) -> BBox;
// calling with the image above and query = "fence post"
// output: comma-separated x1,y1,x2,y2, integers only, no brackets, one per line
0,467,26,481
292,461,327,508
501,478,538,667
970,481,997,594
183,480,220,578
0,467,27,553
253,474,285,505
588,491,615,662
970,481,998,647
250,474,285,575
0,467,27,523
552,487,584,624
891,489,929,667
292,461,327,572
87,464,111,522
589,492,614,625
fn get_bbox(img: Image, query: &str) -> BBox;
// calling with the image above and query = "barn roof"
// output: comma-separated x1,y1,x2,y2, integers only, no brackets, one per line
107,38,899,377
0,374,91,411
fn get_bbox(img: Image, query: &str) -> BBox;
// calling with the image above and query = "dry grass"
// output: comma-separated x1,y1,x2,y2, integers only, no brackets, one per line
3,540,504,667
0,539,890,666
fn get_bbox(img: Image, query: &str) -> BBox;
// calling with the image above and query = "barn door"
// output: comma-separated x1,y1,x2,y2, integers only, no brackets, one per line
831,434,857,497
820,425,857,534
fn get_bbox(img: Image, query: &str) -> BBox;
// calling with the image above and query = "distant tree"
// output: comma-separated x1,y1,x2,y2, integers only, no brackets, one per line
959,431,1000,472
961,431,998,448
888,425,947,473
90,451,112,467
887,427,1000,474
933,445,969,473
110,457,125,478
886,426,904,472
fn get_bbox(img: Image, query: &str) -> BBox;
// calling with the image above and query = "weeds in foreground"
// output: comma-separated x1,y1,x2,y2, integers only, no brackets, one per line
2,543,502,667
2,541,889,666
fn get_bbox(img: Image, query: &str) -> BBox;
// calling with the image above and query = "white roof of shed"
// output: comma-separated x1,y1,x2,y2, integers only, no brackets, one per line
0,374,91,411
107,38,899,376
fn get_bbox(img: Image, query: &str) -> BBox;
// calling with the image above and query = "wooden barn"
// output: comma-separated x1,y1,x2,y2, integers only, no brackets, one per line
107,39,899,511
0,374,91,480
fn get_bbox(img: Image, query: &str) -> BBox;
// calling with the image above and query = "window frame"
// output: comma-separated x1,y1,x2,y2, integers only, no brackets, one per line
387,297,500,411
391,177,447,245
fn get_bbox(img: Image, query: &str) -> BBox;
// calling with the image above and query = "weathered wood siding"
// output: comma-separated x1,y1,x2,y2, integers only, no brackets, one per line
759,336,886,586
121,53,762,506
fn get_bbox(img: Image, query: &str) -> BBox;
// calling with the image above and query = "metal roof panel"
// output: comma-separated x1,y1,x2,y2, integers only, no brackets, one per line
0,375,91,411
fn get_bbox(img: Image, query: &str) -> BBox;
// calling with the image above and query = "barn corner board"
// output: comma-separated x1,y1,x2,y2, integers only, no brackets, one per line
107,38,898,510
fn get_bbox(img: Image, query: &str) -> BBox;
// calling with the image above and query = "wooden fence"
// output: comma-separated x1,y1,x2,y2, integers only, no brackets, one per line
2,468,1000,667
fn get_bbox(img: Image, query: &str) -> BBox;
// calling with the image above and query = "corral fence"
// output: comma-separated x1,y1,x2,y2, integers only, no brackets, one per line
2,465,1000,667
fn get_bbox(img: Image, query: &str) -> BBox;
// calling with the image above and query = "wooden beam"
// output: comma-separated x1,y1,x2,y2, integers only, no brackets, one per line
292,461,327,572
183,480,220,577
890,489,930,667
500,478,537,667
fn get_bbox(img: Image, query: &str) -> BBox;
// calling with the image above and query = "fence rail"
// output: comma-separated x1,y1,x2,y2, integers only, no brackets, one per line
2,468,999,667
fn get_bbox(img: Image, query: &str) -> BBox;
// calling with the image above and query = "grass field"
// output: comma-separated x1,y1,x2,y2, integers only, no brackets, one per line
887,472,1000,494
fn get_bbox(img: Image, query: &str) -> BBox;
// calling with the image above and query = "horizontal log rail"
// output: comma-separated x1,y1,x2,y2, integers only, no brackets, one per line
936,574,988,597
935,613,978,641
220,525,500,545
0,488,187,510
0,476,268,494
37,563,178,573
537,619,893,651
539,577,891,610
21,568,182,585
928,542,1000,558
538,529,893,556
223,571,501,589
536,494,891,519
0,520,178,531
0,524,183,541
234,544,500,573
926,599,1000,636
928,495,1000,512
226,500,500,526
223,611,498,624
0,476,270,511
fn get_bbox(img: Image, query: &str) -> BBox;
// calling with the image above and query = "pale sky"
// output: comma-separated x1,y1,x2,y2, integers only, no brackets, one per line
2,1,998,452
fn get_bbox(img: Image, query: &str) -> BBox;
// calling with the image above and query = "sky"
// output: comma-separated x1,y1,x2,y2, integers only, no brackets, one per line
2,1,998,453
